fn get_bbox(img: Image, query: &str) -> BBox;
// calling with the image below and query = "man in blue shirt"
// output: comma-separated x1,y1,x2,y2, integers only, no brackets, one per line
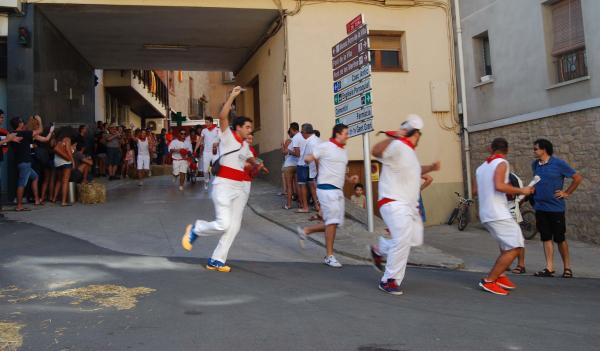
532,139,582,278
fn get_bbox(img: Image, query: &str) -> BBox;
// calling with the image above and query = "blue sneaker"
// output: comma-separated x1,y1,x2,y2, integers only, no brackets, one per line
206,258,231,273
181,224,198,251
378,279,403,295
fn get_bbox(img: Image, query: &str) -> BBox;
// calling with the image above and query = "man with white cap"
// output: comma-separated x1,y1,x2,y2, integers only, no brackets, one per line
296,123,359,268
369,114,440,295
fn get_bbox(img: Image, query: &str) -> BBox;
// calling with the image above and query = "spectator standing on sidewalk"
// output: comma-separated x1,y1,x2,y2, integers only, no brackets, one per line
531,139,582,279
0,111,22,215
292,123,310,213
94,122,107,176
282,123,300,209
296,124,359,268
368,115,440,295
10,115,52,211
52,127,75,206
474,138,533,296
351,183,366,209
105,124,122,180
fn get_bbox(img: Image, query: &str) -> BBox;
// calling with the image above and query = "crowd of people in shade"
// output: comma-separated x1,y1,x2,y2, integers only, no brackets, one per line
0,109,217,214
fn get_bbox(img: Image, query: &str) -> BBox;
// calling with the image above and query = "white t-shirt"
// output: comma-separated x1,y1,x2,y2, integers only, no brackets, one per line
168,139,192,160
377,140,421,207
201,127,221,154
137,138,149,157
476,158,512,223
313,140,348,189
303,135,322,177
298,134,320,167
291,132,307,166
216,128,253,173
283,136,298,168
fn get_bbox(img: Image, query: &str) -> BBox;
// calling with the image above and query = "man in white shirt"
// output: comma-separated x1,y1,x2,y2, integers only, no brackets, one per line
473,138,533,296
182,86,265,273
195,116,221,190
281,123,300,209
304,130,322,213
294,123,319,213
136,129,151,186
296,124,358,268
169,130,193,191
370,115,440,295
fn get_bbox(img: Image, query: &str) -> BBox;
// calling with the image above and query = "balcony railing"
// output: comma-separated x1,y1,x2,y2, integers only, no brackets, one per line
555,48,588,83
132,69,169,107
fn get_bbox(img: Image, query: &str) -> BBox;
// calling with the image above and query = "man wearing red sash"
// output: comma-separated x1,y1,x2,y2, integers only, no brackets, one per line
369,115,440,295
474,138,534,295
181,86,264,273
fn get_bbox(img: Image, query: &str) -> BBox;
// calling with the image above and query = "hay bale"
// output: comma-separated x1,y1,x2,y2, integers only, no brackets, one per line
78,182,106,204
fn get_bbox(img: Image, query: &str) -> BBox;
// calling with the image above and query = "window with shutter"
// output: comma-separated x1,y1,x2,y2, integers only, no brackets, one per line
368,32,405,72
550,0,587,82
551,0,585,55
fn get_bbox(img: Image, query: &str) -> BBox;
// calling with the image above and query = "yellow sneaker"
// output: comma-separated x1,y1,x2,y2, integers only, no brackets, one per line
181,224,197,251
206,259,231,273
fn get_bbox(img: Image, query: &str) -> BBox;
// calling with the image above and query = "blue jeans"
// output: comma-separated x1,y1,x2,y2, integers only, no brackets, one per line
17,162,38,188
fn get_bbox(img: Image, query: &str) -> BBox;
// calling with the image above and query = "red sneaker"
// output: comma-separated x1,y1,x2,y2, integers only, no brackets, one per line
479,279,509,296
496,276,516,290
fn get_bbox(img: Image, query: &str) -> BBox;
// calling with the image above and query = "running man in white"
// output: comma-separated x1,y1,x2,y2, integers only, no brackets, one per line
473,137,534,296
296,124,358,268
182,86,264,272
369,115,440,295
169,129,193,191
195,116,221,190
136,129,151,186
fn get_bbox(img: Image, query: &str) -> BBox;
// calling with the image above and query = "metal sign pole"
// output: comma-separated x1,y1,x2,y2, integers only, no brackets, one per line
362,133,374,232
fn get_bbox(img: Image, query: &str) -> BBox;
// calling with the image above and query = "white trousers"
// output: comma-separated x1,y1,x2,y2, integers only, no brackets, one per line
193,180,250,263
202,152,214,176
379,202,424,284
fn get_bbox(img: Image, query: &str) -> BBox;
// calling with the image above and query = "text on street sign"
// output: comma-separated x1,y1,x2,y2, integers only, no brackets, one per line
332,38,369,69
335,91,372,117
346,14,364,34
333,65,370,93
348,117,374,138
334,78,371,105
335,105,373,125
332,24,368,57
333,51,370,81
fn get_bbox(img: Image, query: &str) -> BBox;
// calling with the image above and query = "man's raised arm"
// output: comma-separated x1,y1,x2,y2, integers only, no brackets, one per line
218,86,244,132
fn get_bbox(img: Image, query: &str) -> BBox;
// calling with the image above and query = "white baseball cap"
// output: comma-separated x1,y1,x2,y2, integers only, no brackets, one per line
400,114,424,131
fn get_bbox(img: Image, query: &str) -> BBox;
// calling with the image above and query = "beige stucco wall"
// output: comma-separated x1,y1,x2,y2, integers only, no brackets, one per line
207,72,234,117
235,29,286,153
235,1,464,224
168,71,210,118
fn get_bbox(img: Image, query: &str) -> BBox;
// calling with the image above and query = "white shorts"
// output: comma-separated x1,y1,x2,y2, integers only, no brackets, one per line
172,159,188,175
316,188,344,226
137,155,150,170
483,219,524,251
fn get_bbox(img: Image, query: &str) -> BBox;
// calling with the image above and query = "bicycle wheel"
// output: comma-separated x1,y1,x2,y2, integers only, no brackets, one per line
520,210,538,240
447,208,459,225
457,208,470,231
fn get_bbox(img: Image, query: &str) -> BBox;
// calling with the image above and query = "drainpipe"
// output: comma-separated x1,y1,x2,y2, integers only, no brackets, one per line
453,0,472,199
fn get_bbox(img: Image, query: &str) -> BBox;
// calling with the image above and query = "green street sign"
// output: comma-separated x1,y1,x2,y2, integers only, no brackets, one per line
171,112,187,127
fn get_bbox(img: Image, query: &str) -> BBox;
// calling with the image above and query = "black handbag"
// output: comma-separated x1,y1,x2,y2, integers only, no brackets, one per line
210,145,242,177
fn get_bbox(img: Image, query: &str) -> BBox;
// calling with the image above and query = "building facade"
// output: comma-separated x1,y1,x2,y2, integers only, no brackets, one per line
457,0,600,244
4,0,464,225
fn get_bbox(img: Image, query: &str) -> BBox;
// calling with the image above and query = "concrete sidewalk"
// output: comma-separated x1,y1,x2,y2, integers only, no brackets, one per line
247,180,465,269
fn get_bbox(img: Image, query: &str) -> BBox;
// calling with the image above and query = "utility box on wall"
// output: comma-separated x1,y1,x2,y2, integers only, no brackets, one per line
430,81,450,112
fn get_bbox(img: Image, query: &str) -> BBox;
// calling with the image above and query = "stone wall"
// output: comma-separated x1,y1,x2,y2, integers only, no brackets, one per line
469,107,600,244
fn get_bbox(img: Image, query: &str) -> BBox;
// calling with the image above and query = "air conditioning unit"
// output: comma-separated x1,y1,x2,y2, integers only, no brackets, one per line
0,0,23,13
222,72,236,84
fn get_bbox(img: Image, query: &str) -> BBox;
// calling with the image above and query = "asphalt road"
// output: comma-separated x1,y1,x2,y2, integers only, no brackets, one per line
1,220,599,351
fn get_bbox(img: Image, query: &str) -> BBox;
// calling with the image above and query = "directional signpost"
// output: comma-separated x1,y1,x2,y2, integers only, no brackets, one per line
332,14,375,232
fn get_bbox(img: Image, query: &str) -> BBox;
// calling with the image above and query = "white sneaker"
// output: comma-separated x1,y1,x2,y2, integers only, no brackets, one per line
324,255,342,268
296,226,307,248
204,181,209,190
179,186,184,191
